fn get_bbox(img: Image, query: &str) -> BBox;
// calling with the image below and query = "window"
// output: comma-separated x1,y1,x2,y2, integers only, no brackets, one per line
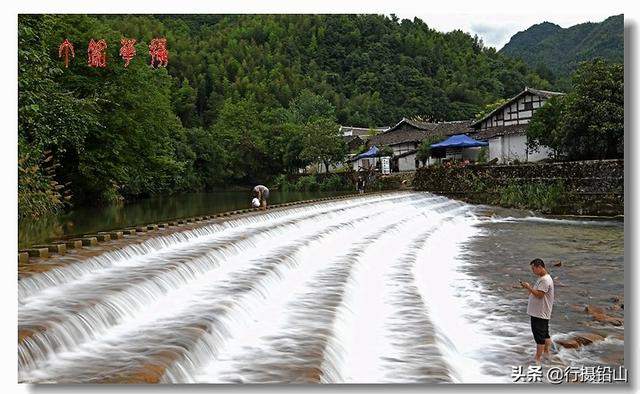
524,102,533,110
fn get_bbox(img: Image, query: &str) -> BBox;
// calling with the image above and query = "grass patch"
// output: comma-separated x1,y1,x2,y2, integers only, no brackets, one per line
497,181,569,213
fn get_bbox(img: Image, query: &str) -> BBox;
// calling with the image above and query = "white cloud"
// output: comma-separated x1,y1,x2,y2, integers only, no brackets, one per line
393,13,617,50
469,22,519,49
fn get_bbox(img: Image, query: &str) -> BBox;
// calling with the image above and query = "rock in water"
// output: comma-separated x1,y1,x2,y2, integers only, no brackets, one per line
573,332,605,346
555,338,580,349
556,332,606,349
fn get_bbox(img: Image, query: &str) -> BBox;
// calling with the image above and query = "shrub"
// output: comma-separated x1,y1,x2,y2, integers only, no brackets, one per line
498,181,568,213
18,151,66,219
477,147,488,164
273,174,295,192
319,174,345,191
296,175,319,192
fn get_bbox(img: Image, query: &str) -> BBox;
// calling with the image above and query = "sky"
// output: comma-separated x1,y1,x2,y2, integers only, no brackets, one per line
9,0,622,51
394,13,619,50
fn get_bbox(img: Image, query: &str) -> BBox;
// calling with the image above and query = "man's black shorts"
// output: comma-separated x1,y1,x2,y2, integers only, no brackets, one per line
530,315,550,344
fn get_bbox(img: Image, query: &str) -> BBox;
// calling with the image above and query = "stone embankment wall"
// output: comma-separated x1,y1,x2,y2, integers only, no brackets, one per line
413,160,623,216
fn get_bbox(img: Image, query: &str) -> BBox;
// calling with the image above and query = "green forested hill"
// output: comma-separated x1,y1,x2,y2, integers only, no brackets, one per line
500,15,623,83
19,14,549,213
131,14,549,125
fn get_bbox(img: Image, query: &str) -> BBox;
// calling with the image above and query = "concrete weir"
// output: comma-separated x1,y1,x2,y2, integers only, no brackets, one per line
17,193,363,270
18,191,486,383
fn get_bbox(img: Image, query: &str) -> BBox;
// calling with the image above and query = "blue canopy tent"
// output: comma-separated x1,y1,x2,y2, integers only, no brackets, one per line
430,134,488,149
355,145,380,160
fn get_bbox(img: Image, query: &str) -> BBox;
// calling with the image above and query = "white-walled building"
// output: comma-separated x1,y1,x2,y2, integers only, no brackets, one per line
470,87,564,163
366,118,474,172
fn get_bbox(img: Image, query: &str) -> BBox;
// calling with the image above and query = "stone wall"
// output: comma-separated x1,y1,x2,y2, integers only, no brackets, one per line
413,160,623,216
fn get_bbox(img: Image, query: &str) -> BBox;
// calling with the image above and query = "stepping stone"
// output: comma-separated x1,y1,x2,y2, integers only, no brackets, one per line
33,243,67,255
18,252,29,264
26,248,49,258
135,226,147,232
65,239,83,249
80,237,98,246
87,233,111,242
157,223,168,228
146,224,158,231
122,229,137,235
109,231,124,239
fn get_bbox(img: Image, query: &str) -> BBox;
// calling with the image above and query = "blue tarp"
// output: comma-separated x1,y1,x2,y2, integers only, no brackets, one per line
431,134,488,149
355,145,380,159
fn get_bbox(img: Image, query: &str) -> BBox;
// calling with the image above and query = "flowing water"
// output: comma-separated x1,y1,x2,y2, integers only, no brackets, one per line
17,192,624,384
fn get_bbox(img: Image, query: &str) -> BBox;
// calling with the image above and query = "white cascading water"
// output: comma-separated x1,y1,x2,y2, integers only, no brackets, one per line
19,192,511,383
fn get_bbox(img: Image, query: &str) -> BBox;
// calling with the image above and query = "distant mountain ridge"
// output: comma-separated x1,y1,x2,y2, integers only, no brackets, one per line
499,14,623,79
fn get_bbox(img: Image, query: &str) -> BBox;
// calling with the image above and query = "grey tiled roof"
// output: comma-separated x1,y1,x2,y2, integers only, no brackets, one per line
471,124,529,140
368,118,474,147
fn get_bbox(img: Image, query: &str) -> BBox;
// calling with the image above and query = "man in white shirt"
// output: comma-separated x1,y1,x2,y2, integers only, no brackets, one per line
521,258,554,364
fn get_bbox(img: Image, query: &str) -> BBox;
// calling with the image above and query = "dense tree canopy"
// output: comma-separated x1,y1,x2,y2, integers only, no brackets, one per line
19,14,551,217
527,59,624,160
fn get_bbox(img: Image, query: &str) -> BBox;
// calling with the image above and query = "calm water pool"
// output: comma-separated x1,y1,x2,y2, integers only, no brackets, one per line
19,190,352,248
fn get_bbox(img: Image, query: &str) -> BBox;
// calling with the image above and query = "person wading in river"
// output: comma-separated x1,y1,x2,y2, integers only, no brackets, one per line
252,184,270,210
521,258,555,364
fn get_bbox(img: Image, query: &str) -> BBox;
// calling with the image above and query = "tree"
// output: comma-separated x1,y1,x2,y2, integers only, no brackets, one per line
288,89,336,124
526,59,623,160
18,15,99,216
300,118,346,173
561,59,623,160
183,127,228,189
526,95,566,158
213,98,267,183
379,146,394,157
416,135,445,165
173,79,199,128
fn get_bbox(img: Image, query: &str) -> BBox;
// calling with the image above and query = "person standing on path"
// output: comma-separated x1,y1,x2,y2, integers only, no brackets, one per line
521,258,555,364
252,185,270,210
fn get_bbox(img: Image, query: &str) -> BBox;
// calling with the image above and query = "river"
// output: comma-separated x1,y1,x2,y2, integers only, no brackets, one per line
17,192,624,383
18,190,351,249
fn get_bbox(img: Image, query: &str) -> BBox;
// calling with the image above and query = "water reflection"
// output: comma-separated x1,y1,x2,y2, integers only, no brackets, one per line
19,191,351,248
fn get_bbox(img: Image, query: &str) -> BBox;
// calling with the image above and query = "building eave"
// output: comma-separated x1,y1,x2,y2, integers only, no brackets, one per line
471,87,565,128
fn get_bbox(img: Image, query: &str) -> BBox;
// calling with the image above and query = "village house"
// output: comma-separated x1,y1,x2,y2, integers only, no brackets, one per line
308,125,386,173
322,87,564,174
363,118,474,171
339,126,389,141
470,87,564,163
